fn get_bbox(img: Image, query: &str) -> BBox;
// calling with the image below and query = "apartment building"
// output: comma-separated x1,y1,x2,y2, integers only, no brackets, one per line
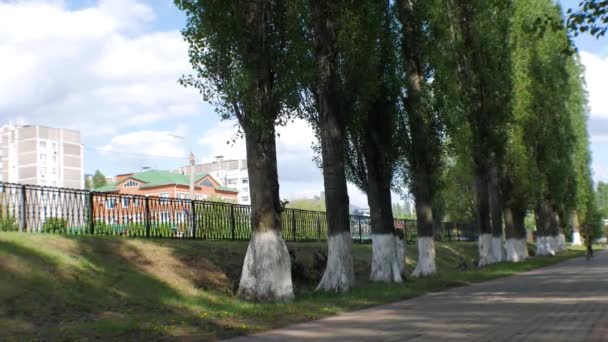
176,158,250,205
0,124,84,189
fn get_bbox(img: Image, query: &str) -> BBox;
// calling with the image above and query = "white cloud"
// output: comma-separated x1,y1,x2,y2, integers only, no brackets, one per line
100,130,186,159
581,51,608,119
0,0,205,136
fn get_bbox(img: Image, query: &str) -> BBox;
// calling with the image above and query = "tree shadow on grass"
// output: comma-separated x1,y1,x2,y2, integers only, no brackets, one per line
0,237,256,341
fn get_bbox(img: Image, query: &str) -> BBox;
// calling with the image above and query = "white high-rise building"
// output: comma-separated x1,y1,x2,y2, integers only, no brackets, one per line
176,158,250,205
0,124,84,189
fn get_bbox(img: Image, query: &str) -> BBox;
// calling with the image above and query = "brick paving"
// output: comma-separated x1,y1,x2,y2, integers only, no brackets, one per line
229,251,608,342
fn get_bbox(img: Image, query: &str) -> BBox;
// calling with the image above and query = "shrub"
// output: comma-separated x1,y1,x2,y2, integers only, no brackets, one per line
0,215,18,231
43,218,68,233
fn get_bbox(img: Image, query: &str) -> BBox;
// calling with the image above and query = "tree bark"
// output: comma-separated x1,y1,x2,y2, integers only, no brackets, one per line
571,209,582,245
535,199,555,256
488,164,504,262
365,139,402,282
237,0,293,301
397,0,437,277
312,0,354,292
504,206,528,262
475,167,494,265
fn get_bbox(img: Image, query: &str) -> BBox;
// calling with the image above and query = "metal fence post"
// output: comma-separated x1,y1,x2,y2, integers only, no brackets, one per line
230,204,236,240
19,184,26,232
358,216,362,243
316,212,322,240
88,192,95,234
191,199,197,240
447,223,451,242
145,196,151,238
291,210,297,241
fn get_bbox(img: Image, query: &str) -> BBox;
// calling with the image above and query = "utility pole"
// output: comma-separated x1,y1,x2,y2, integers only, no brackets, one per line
189,152,195,199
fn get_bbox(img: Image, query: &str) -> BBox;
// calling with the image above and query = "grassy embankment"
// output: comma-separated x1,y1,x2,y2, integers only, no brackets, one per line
0,232,587,340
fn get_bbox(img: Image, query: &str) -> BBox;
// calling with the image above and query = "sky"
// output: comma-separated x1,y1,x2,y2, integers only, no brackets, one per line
0,0,607,208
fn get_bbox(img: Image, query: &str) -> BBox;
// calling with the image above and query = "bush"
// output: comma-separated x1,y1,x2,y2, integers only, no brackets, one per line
0,215,18,231
43,218,68,233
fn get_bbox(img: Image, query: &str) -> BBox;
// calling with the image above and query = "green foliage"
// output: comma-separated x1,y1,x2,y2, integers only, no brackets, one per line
286,198,326,212
92,170,107,189
566,0,608,38
43,218,68,233
596,182,608,217
84,176,92,190
0,215,17,232
175,0,303,129
441,156,476,223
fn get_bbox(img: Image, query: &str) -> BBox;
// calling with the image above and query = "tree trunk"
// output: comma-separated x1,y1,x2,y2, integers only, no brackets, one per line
238,126,293,301
571,209,582,246
535,199,555,256
556,209,567,252
475,167,494,265
488,164,504,262
397,0,437,277
365,145,402,282
504,206,528,262
237,0,293,301
312,0,354,292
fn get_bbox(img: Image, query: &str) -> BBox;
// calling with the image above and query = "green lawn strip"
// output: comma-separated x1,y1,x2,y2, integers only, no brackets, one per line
0,232,588,340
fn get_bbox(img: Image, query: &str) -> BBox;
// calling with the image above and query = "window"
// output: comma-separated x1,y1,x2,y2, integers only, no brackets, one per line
122,197,130,208
52,143,56,151
39,141,46,149
241,196,249,202
177,193,188,199
40,167,46,175
227,178,238,185
199,179,214,188
40,153,46,161
52,168,56,175
106,198,116,209
132,198,140,208
159,192,170,203
242,187,249,193
242,178,248,184
124,180,138,188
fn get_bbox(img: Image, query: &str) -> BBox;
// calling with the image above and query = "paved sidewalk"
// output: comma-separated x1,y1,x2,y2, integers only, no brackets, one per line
229,251,608,342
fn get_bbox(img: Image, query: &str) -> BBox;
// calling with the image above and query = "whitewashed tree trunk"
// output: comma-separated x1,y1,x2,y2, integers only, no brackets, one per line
504,238,528,262
572,231,582,246
478,233,497,266
411,237,436,277
370,234,403,283
536,236,556,256
557,233,566,251
317,231,354,292
491,236,504,262
395,235,406,275
238,230,294,301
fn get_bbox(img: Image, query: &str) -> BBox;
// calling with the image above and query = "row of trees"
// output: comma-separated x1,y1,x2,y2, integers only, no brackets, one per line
175,0,599,301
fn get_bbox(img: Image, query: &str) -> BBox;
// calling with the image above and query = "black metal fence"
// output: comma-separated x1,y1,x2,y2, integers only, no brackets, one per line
0,182,477,243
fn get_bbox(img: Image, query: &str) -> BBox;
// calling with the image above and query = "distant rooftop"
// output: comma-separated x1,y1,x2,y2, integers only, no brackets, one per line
94,169,238,193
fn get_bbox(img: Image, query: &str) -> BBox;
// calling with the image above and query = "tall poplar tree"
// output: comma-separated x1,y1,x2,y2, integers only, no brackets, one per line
176,0,301,301
342,0,404,282
441,0,513,265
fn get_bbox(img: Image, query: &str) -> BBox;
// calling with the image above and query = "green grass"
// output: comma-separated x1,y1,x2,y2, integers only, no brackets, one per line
0,232,587,341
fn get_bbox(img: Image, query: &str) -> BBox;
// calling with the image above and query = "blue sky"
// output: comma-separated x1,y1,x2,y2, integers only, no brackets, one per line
0,0,607,207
